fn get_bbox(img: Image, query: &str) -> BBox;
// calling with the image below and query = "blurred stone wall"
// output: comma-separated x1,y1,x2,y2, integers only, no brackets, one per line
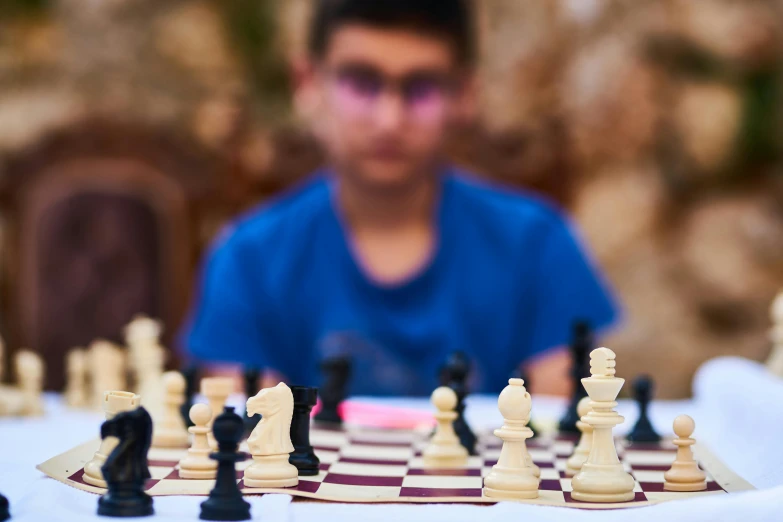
1,0,782,396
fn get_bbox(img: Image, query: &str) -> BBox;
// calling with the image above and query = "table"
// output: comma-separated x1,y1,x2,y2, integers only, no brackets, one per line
2,357,782,521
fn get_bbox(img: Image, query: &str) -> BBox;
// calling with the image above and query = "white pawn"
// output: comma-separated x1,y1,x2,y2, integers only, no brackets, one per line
152,372,190,448
244,383,299,488
482,378,540,500
178,403,218,479
423,387,468,468
200,377,234,450
65,349,88,408
565,397,593,476
571,347,636,503
15,350,44,416
83,391,141,487
664,415,707,492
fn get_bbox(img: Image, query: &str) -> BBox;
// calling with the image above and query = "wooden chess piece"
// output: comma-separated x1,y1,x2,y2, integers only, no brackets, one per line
125,316,166,418
0,489,9,521
244,383,299,488
482,378,539,500
65,348,88,408
180,365,199,428
15,350,44,416
178,404,218,479
559,321,592,433
200,377,234,450
571,348,636,503
289,386,320,476
151,372,190,448
200,407,251,521
664,415,707,492
84,391,141,488
88,341,127,409
441,352,477,455
314,356,351,424
627,375,662,443
565,397,593,476
243,368,262,436
97,407,154,518
423,387,468,468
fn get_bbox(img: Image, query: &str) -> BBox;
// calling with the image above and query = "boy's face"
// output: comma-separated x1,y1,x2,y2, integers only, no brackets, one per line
301,25,474,190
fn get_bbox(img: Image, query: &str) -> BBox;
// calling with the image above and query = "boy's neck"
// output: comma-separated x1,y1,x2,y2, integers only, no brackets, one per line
336,170,440,231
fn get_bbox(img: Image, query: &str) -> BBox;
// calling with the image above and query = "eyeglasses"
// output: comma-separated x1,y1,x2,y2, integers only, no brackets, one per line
324,64,458,125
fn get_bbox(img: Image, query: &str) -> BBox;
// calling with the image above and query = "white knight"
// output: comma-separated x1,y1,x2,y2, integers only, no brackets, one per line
243,382,298,488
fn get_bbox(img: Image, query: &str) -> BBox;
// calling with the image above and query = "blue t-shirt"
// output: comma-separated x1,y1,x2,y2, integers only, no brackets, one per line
182,169,619,396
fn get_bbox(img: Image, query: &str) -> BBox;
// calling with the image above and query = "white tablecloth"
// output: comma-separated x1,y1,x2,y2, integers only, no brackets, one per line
2,357,782,521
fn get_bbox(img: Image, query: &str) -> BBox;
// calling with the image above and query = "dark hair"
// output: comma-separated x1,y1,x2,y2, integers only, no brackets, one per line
309,0,476,66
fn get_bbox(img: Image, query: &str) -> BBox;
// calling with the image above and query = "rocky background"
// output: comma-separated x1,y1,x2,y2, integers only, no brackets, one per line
1,0,782,397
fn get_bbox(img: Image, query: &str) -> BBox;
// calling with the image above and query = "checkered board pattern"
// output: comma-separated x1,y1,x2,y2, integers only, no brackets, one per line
37,424,754,508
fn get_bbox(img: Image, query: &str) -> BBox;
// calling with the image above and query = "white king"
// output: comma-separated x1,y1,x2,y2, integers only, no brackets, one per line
570,347,636,503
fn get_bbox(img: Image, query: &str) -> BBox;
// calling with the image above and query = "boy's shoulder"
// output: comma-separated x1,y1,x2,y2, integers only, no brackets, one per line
213,174,332,252
447,170,568,231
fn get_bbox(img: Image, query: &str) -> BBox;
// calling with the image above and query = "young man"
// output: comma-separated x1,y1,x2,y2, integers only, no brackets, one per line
183,0,618,396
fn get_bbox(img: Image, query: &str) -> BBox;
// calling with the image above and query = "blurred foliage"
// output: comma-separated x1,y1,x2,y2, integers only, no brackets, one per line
0,0,49,17
647,34,782,186
211,0,291,112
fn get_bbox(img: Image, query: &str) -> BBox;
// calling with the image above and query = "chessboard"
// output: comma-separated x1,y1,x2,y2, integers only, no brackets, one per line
37,423,753,509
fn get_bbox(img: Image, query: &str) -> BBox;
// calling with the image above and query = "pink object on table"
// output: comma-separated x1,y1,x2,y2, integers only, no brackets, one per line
312,399,435,429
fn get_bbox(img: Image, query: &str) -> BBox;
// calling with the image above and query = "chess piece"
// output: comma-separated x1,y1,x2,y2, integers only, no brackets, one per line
180,365,199,428
0,335,4,382
515,369,538,438
84,391,141,488
179,404,218,479
15,350,44,416
423,387,468,468
65,348,88,408
244,383,299,488
289,386,320,476
243,368,262,436
200,407,251,521
125,316,166,419
559,321,592,433
664,415,707,492
483,378,539,500
314,355,351,424
151,372,190,448
0,490,9,521
627,375,662,443
565,397,593,476
766,291,783,377
201,377,234,450
89,341,127,409
97,407,154,518
571,348,636,503
441,352,477,455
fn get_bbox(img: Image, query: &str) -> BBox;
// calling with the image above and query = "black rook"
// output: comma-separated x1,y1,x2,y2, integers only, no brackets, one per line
289,386,321,475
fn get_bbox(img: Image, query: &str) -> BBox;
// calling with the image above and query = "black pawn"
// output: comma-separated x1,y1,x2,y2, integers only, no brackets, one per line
289,386,320,475
558,321,593,434
200,407,250,522
97,407,154,518
180,365,199,428
441,352,477,455
0,491,9,521
243,368,262,436
627,375,662,443
314,356,351,424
